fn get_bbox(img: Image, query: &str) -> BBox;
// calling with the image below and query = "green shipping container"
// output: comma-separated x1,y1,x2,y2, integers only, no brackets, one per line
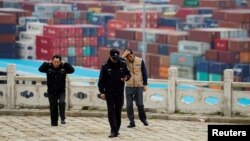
196,72,209,81
68,47,76,57
83,46,91,56
184,0,199,7
209,73,222,81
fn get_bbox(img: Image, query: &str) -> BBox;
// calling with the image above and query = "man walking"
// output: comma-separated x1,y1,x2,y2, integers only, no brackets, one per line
98,49,131,138
39,55,74,126
122,49,149,128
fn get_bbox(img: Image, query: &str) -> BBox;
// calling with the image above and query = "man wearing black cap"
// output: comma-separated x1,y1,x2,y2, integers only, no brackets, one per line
98,48,131,138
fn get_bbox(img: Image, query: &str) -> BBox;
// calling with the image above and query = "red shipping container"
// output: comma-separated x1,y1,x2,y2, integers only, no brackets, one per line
75,27,83,37
225,11,250,23
212,10,226,20
147,43,158,54
218,51,239,64
127,40,139,51
43,25,68,38
205,50,219,61
75,47,83,57
83,56,98,68
83,37,90,46
60,47,68,57
156,34,168,44
67,27,76,38
0,35,16,43
68,38,76,47
218,21,242,28
135,31,142,41
54,11,68,19
0,13,16,24
228,38,250,52
214,38,229,51
176,8,198,20
36,35,60,48
76,56,83,66
36,46,60,61
188,29,220,43
168,32,187,45
108,19,126,29
90,37,98,46
75,38,83,47
115,29,136,40
168,45,178,54
169,0,184,6
21,2,35,12
200,0,235,9
59,38,68,48
97,26,105,36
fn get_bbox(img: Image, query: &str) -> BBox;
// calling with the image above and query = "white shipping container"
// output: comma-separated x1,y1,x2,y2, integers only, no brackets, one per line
26,22,47,34
178,40,211,55
34,3,72,13
19,31,42,42
18,16,39,26
186,14,212,24
16,41,36,60
171,65,195,80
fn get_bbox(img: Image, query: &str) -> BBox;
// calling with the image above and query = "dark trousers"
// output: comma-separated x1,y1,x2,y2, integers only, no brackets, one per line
125,87,147,124
105,92,124,134
48,92,66,125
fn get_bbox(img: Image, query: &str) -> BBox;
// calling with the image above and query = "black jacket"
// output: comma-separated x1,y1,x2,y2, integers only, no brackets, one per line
38,62,74,94
98,58,131,94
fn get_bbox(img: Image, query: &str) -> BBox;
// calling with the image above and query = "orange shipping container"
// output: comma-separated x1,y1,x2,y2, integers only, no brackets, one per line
239,52,250,63
159,67,168,79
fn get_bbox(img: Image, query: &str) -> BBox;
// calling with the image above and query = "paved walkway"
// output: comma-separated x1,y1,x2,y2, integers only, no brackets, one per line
0,115,226,141
0,109,250,141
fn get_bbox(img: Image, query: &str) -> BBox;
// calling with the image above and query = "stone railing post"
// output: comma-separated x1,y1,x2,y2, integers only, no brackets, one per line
223,69,233,116
168,67,178,113
7,64,16,109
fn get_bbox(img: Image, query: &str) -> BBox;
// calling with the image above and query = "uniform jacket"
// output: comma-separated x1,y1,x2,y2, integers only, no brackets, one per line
38,62,74,94
98,58,131,94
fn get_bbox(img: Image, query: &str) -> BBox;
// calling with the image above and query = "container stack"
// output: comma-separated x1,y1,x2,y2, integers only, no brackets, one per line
0,13,17,58
36,24,104,69
0,0,249,81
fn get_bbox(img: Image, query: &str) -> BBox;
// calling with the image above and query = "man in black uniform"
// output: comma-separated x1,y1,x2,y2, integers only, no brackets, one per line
98,49,131,138
39,55,74,126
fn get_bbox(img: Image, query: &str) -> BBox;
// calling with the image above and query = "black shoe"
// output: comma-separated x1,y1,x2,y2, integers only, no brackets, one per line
142,120,149,126
51,123,58,126
127,124,136,128
108,133,118,138
61,120,66,124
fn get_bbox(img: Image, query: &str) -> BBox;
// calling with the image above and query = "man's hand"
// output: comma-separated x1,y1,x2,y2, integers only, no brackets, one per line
121,76,128,81
100,93,106,100
121,50,131,58
143,85,147,92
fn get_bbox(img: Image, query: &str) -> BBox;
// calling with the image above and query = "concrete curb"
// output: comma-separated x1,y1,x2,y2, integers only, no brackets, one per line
1,109,250,124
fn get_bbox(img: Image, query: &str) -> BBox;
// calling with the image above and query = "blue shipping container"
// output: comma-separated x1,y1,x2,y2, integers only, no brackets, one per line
98,36,107,46
158,44,168,55
170,52,202,67
177,22,208,31
68,56,76,65
209,62,229,74
91,13,114,26
232,63,250,77
83,27,97,37
158,18,181,27
196,60,210,72
0,24,16,34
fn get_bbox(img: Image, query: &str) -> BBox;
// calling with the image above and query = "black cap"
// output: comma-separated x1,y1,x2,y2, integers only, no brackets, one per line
110,49,120,57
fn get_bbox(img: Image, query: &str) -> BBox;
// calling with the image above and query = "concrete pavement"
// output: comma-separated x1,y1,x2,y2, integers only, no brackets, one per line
0,109,250,141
